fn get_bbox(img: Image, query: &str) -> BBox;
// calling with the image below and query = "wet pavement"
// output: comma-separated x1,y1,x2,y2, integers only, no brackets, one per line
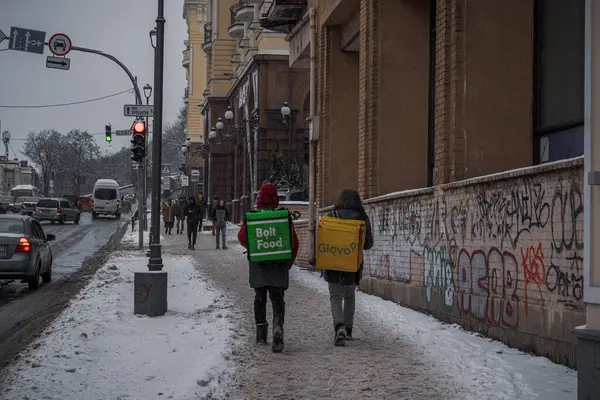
0,212,129,370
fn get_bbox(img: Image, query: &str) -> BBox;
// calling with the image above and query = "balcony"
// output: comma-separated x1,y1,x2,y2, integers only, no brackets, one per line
228,6,245,39
182,48,190,67
259,0,307,33
184,87,189,104
203,22,213,53
233,0,255,23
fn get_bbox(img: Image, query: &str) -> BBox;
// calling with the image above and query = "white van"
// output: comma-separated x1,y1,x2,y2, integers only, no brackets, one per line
92,179,121,220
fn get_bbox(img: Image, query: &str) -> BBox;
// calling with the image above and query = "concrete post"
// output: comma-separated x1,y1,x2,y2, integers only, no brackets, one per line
575,1,600,397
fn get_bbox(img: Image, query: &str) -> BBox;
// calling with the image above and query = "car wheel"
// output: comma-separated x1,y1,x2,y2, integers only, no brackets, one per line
92,213,97,220
27,266,40,291
41,263,52,283
74,214,80,224
59,215,66,225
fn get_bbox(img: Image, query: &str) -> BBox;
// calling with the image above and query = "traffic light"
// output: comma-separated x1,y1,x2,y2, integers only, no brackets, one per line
105,124,112,143
130,120,146,161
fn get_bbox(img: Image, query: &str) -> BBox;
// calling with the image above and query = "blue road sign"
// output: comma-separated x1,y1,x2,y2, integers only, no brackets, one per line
8,27,46,55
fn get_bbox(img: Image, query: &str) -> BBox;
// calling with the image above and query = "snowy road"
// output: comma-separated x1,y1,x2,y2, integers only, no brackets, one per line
0,212,128,370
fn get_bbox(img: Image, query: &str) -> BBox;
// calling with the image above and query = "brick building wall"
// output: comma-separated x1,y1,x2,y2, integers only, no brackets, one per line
295,157,585,367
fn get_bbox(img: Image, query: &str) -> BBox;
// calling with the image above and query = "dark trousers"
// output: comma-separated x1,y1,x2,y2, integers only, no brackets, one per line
254,287,285,327
176,218,185,233
187,220,199,244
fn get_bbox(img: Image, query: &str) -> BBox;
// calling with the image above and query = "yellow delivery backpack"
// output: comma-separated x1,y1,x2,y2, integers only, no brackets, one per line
316,211,366,273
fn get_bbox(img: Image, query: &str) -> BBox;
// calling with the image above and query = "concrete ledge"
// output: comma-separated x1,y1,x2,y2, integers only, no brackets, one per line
134,271,168,317
574,325,600,399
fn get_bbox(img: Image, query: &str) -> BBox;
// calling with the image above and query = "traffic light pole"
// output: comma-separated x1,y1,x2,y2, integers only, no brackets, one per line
69,46,143,105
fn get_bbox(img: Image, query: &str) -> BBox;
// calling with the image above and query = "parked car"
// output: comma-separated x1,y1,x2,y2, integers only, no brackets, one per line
0,215,55,290
34,198,81,224
78,196,93,212
278,189,309,202
19,197,41,216
12,197,28,213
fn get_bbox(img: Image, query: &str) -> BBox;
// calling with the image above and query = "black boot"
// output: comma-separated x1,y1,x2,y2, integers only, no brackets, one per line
188,239,191,250
216,244,220,250
334,324,346,347
256,323,268,344
272,325,284,353
346,327,353,341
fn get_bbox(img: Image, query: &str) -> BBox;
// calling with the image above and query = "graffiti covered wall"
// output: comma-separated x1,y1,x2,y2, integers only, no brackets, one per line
359,157,584,367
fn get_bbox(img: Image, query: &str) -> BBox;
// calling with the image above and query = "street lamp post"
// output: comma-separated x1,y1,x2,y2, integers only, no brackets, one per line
134,0,167,318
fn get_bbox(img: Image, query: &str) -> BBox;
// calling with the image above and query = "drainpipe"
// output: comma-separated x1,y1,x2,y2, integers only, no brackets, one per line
308,8,317,264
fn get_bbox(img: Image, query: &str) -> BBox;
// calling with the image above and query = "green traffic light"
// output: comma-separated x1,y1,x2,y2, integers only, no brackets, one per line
106,135,112,142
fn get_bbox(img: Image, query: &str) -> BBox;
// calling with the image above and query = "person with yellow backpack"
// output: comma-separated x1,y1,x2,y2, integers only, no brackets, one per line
316,189,373,346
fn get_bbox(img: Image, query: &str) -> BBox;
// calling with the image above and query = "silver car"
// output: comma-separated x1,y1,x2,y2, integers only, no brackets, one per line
34,198,81,224
0,215,55,290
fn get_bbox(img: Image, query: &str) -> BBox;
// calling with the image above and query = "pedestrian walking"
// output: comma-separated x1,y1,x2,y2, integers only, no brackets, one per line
238,183,299,353
172,197,185,234
184,196,201,250
211,199,230,249
210,195,219,235
162,200,174,235
197,192,207,232
320,189,373,346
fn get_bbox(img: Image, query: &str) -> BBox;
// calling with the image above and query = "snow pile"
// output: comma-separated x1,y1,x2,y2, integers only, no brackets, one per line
290,268,577,400
121,227,162,245
0,254,235,400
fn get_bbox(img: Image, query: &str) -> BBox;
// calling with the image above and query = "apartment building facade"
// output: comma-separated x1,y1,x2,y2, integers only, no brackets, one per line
199,0,310,222
182,0,210,193
282,0,599,386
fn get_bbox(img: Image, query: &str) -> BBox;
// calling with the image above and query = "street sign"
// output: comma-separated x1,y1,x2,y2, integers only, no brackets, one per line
0,29,7,44
46,56,70,71
124,104,154,117
161,165,171,175
115,129,130,136
8,27,46,54
181,176,189,187
191,169,200,182
48,33,72,56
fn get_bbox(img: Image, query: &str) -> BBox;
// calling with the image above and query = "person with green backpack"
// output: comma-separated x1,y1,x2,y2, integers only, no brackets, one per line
238,183,299,353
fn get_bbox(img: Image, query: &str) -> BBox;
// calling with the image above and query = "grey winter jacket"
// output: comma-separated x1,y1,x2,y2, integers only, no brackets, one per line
323,190,374,286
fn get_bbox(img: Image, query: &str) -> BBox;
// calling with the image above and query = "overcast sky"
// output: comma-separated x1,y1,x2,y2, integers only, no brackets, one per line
0,0,187,159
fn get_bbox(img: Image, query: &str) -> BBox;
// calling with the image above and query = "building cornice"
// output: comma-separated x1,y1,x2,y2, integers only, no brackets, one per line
183,0,206,20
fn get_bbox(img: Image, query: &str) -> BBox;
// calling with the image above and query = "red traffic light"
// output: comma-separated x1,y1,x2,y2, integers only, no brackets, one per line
132,121,146,134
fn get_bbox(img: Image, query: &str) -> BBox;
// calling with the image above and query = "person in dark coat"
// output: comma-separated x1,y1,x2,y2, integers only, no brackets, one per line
184,196,201,250
238,183,299,353
172,197,185,234
323,189,374,346
197,192,207,232
211,199,230,250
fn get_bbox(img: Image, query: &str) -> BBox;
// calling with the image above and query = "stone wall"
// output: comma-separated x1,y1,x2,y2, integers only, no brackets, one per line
295,157,585,368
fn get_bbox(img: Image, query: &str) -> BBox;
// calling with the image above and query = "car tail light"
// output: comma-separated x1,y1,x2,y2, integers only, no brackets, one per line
33,207,36,212
57,207,61,214
16,237,31,253
20,204,24,209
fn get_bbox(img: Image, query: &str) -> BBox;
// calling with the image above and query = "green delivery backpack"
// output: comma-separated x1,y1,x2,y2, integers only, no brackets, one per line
245,208,293,263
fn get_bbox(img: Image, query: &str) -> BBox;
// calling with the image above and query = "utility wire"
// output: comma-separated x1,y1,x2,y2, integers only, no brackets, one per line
0,88,134,109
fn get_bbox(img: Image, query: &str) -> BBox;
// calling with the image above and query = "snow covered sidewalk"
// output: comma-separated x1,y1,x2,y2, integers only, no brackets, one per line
164,231,577,400
0,230,235,400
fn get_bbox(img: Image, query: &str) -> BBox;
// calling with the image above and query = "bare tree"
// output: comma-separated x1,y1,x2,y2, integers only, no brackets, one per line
23,129,64,196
